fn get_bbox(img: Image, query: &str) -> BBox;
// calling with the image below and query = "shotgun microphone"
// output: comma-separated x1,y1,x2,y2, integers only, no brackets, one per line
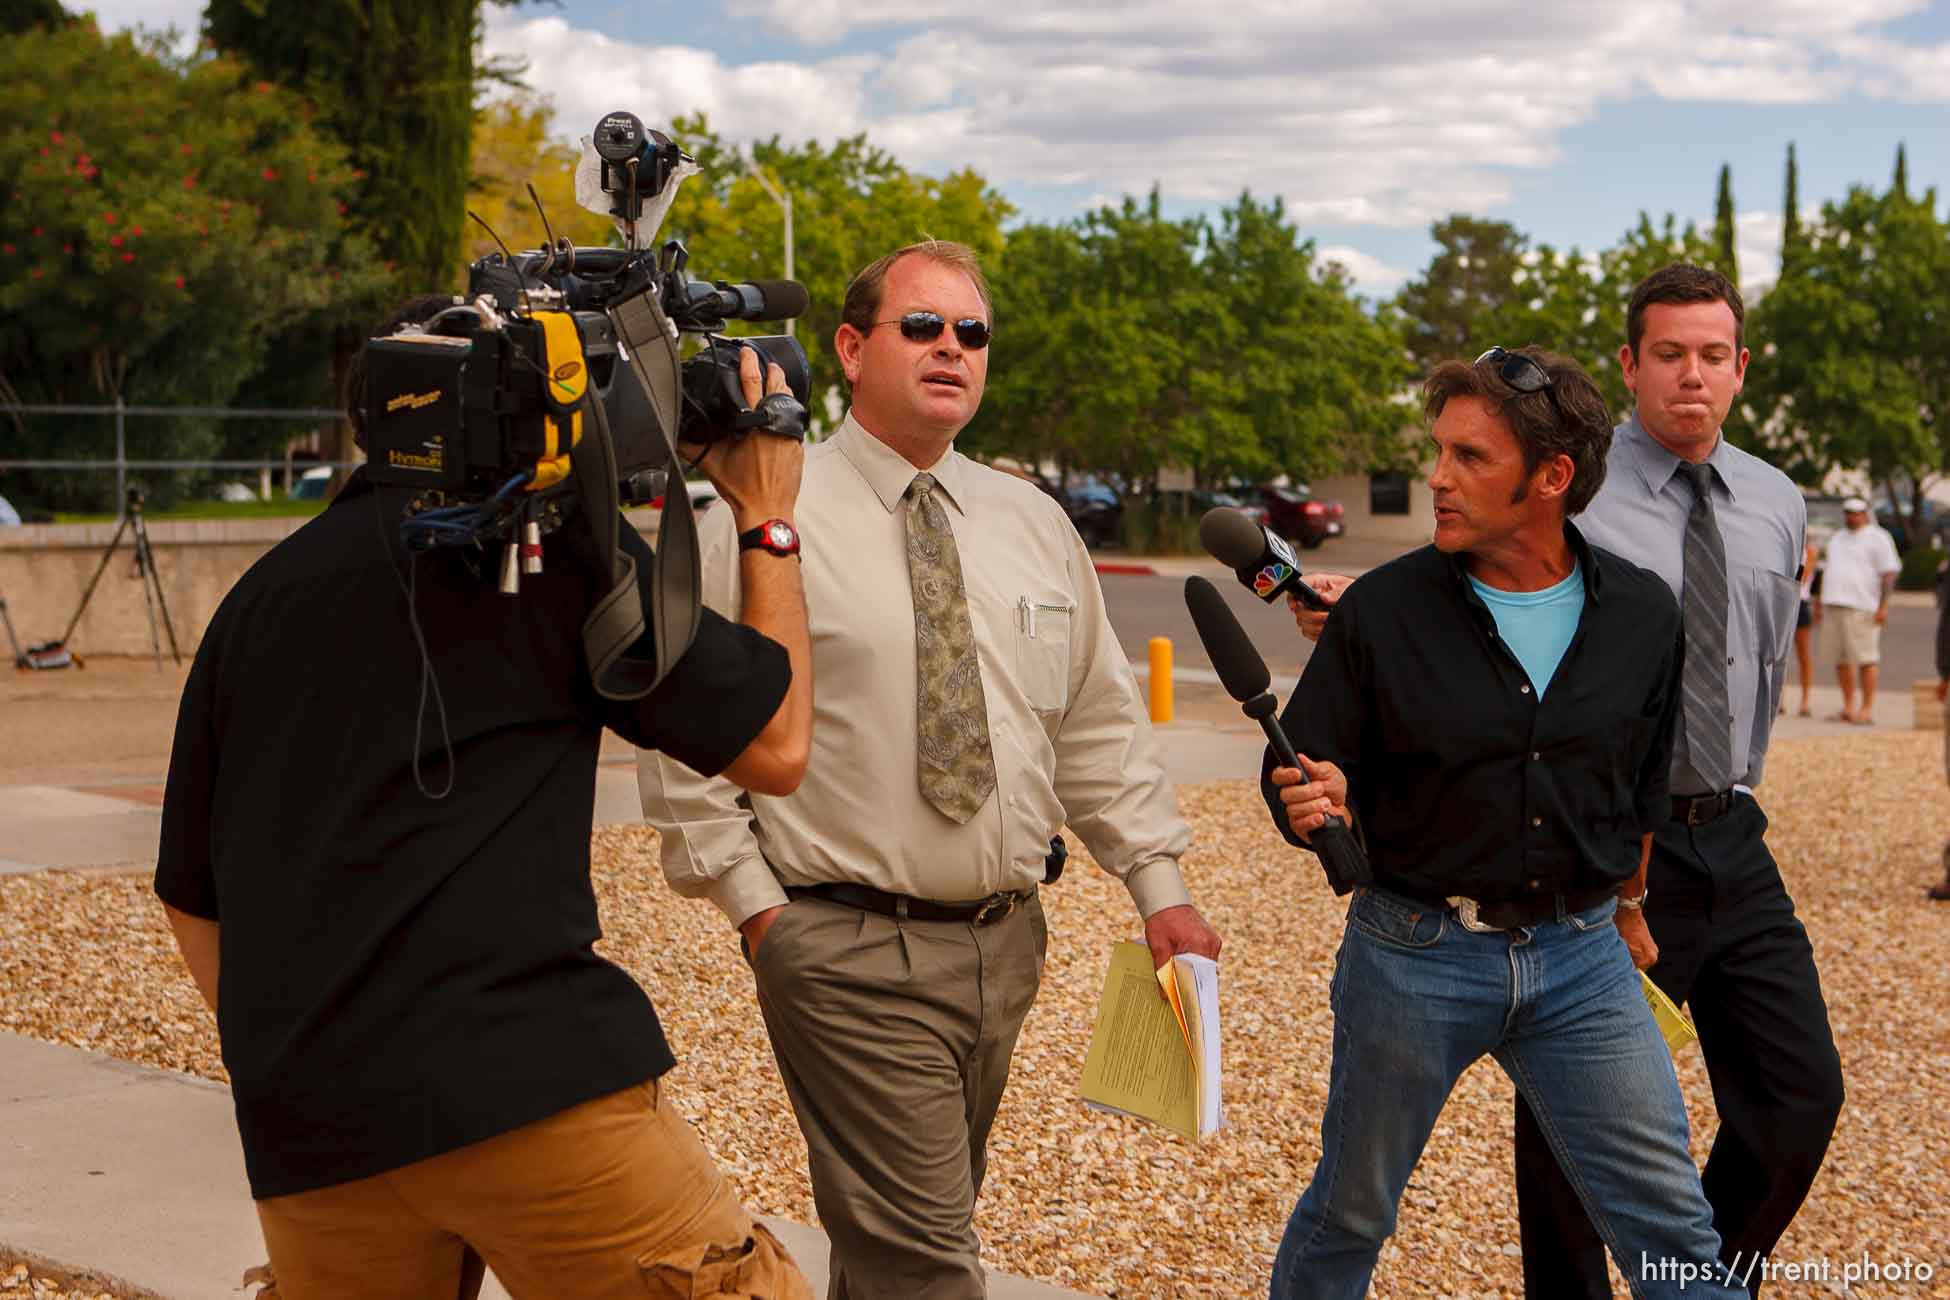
1183,575,1370,892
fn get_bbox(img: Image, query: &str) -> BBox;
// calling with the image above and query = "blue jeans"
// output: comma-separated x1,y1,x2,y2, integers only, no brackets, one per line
1270,888,1740,1300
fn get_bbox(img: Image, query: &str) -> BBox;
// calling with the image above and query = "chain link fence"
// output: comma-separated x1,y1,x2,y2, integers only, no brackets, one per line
1,402,356,517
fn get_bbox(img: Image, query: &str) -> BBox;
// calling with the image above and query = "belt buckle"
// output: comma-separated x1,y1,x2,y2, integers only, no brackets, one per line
1446,895,1500,933
972,894,1016,926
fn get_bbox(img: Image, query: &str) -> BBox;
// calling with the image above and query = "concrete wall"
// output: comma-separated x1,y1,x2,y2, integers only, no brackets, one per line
0,509,664,658
1313,472,1436,545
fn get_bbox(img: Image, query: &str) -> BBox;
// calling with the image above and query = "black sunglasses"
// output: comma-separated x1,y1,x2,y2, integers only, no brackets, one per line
1477,345,1564,422
873,311,992,350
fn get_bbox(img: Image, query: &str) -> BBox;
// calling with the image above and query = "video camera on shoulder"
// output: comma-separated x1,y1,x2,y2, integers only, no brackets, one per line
361,111,813,516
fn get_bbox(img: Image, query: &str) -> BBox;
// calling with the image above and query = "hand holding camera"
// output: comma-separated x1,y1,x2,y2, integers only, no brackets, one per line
684,343,804,531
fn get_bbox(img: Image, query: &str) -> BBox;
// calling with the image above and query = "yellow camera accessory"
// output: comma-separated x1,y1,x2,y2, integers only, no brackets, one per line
529,310,587,490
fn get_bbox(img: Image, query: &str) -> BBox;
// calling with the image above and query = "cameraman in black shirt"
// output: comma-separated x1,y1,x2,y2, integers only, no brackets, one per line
154,297,814,1299
1259,348,1740,1300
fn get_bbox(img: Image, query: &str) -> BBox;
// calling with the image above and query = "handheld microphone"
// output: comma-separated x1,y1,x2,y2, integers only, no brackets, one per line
1198,507,1330,612
1183,575,1371,892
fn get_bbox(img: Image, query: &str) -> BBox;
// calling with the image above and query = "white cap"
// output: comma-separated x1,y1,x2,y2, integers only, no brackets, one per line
1842,496,1869,512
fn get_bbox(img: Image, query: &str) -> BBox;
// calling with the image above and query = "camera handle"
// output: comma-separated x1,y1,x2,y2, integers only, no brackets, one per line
577,282,704,701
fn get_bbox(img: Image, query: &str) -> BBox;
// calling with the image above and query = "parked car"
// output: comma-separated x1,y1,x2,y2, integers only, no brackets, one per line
1875,494,1948,553
1063,481,1123,548
291,466,334,500
1176,489,1269,531
1256,484,1344,549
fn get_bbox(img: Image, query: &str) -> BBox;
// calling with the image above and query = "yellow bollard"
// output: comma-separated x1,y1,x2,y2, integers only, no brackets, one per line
1148,636,1174,724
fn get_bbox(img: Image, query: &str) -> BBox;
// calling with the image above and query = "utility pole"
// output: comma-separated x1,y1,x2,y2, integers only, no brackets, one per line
743,150,795,338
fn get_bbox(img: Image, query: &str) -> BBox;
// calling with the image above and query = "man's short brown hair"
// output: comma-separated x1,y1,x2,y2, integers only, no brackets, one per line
1423,347,1614,516
1627,263,1744,357
840,240,994,337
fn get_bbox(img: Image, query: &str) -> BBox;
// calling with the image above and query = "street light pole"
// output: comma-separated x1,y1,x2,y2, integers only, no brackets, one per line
744,152,795,338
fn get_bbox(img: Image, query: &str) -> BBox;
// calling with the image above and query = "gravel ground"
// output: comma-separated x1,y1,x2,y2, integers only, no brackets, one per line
1,1258,119,1299
3,733,1948,1297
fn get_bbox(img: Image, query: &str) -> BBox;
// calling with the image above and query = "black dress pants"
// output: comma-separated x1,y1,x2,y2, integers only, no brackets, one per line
1513,795,1845,1298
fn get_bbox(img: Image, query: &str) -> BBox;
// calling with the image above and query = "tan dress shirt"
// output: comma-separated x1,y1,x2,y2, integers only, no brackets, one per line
637,413,1193,927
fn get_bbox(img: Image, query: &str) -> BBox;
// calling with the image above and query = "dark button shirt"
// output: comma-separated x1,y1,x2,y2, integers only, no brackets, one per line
1261,524,1681,902
155,471,790,1198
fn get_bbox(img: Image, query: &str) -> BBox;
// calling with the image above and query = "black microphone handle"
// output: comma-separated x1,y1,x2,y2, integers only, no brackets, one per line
1254,698,1372,893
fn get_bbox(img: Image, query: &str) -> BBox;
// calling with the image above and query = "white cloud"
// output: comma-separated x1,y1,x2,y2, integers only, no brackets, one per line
1315,245,1414,297
485,1,1946,244
1736,208,1786,294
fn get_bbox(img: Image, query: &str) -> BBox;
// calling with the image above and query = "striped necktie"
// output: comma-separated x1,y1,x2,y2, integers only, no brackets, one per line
1679,461,1734,791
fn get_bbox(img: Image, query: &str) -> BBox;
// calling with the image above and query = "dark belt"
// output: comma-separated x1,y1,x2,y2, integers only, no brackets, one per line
1463,888,1616,931
1671,790,1737,826
1387,884,1618,931
786,881,1031,926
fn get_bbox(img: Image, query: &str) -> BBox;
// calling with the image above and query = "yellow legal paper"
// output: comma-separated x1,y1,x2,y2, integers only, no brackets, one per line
1641,971,1698,1055
1077,940,1222,1142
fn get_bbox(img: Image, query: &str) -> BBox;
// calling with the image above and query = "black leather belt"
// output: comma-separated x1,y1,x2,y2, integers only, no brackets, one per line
786,882,1032,926
1464,888,1616,930
1671,790,1737,826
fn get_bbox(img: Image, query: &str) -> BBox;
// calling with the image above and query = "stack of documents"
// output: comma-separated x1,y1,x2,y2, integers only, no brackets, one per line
1077,940,1222,1142
1642,970,1699,1055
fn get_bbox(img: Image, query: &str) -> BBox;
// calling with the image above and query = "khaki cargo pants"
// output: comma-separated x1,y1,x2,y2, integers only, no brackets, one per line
252,1079,811,1300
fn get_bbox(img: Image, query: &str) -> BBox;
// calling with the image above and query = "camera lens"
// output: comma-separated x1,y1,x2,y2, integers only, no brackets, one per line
592,111,646,164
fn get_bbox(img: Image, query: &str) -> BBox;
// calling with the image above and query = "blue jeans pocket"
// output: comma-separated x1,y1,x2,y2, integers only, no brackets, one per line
1565,897,1619,932
1349,888,1447,949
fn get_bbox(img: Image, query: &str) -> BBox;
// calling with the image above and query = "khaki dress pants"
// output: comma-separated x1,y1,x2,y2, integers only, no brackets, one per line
749,893,1047,1300
253,1079,811,1300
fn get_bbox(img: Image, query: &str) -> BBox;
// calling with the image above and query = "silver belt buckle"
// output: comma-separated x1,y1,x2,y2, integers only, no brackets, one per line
972,894,1017,926
1447,895,1500,933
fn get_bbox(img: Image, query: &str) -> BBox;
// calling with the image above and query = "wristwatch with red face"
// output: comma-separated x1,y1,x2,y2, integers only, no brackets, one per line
737,518,801,558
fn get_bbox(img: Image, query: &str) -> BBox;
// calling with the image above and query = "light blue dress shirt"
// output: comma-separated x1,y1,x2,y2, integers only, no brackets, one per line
1577,413,1806,794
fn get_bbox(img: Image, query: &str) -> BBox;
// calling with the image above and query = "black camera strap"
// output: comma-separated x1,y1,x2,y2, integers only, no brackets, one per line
579,287,701,700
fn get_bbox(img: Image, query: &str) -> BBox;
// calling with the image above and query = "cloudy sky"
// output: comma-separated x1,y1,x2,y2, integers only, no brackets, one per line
88,0,1950,297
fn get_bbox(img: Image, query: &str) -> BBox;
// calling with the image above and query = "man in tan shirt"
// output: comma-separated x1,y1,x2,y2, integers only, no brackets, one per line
639,239,1221,1299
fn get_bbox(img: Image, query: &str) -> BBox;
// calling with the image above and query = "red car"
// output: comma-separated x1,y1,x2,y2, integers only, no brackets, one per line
1258,484,1344,549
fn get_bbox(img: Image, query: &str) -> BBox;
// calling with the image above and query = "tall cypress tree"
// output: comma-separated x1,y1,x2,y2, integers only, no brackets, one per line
1711,164,1739,288
1893,143,1910,201
1780,143,1803,276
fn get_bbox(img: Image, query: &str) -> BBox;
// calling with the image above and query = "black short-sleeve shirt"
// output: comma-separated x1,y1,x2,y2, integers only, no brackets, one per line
155,471,789,1198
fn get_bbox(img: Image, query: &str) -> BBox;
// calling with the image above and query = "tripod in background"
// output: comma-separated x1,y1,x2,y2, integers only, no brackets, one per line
60,487,181,670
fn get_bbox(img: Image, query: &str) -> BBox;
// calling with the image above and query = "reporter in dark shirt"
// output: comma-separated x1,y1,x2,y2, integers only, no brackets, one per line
1259,348,1739,1300
153,298,814,1299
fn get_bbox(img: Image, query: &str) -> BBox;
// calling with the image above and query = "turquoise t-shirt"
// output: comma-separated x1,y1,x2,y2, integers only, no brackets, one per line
1468,565,1586,701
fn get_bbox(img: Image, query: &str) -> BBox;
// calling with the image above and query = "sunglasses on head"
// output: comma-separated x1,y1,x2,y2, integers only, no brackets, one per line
873,311,992,350
1477,345,1563,422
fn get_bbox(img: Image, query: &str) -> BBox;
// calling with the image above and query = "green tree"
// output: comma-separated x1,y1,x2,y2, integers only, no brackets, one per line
1,0,66,34
1711,164,1738,287
972,190,1409,507
0,20,375,507
1893,143,1909,201
1392,215,1531,371
1781,143,1804,274
458,93,615,274
202,0,518,475
1746,182,1950,529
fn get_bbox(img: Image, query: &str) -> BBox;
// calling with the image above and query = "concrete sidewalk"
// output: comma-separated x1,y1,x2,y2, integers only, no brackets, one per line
0,1031,1092,1299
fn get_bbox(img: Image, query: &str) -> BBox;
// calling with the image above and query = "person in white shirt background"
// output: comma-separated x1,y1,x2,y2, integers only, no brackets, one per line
1813,496,1901,724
